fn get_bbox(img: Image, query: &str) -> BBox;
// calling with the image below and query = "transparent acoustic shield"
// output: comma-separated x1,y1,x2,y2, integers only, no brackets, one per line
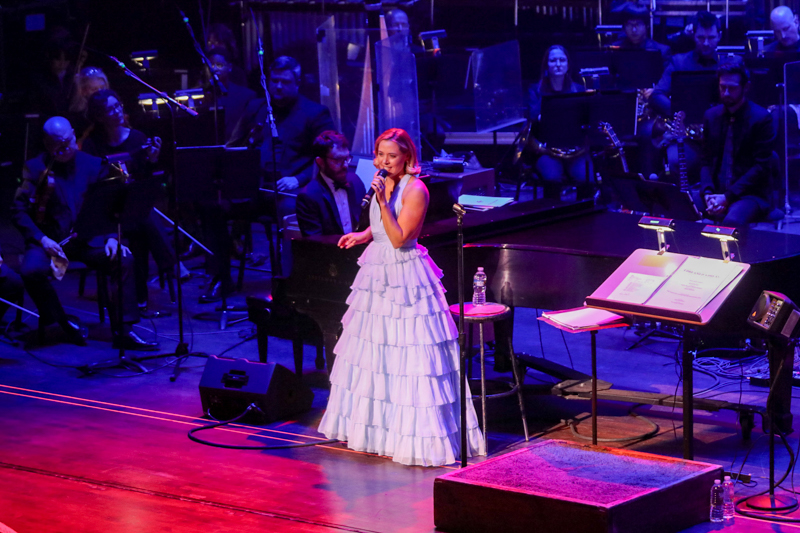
472,40,525,132
376,34,422,154
317,18,383,156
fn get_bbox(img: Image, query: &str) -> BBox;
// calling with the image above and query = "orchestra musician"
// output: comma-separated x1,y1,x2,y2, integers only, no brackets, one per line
611,2,670,65
527,45,591,198
699,61,775,226
296,131,366,237
197,56,333,303
13,116,158,349
81,89,177,317
205,47,256,141
68,66,109,140
317,127,485,466
649,11,722,117
765,6,800,53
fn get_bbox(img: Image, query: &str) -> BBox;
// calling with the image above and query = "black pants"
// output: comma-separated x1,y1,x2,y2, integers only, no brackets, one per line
127,210,176,304
20,240,138,329
0,263,24,322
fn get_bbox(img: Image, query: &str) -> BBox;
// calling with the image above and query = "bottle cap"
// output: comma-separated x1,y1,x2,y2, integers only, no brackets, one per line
478,267,484,271
724,475,731,481
714,479,721,484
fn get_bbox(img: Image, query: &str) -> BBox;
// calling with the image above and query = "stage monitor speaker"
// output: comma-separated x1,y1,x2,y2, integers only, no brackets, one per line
199,355,314,423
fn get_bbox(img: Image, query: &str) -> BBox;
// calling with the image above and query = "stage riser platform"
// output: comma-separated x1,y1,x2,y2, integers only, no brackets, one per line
434,440,722,533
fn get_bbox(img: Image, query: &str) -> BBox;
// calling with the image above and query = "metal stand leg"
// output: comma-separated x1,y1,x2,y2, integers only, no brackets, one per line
682,326,694,460
508,334,529,441
479,323,488,452
591,330,598,446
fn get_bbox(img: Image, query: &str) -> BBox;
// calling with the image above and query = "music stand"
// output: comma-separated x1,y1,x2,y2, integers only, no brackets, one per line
745,53,800,109
606,173,701,221
586,248,750,459
175,146,262,329
76,176,162,375
671,71,719,125
612,49,664,90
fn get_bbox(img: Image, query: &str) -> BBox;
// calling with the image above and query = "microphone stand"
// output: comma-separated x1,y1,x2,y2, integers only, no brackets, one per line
252,7,283,277
178,8,225,145
103,54,201,381
453,202,468,468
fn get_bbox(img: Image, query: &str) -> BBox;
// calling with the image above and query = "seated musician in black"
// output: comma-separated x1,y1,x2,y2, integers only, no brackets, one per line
205,47,256,141
82,89,177,317
611,2,670,65
699,61,774,226
228,56,335,210
0,244,24,325
766,6,800,53
13,116,158,349
296,131,366,237
648,10,722,117
197,56,334,303
527,45,590,198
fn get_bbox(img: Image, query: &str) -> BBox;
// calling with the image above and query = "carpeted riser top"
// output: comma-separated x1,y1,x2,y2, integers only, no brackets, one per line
450,442,710,505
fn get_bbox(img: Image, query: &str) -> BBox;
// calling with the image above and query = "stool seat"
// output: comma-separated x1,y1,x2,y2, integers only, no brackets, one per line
449,302,509,322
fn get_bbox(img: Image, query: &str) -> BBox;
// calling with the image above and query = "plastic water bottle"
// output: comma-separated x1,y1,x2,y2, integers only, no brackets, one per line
722,476,735,520
472,267,486,306
710,479,724,523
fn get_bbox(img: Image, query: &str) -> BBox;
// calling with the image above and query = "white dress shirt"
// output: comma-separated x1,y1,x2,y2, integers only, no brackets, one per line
321,173,353,234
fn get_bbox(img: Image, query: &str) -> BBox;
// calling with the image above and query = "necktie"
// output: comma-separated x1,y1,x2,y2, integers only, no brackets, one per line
333,180,349,191
719,117,735,188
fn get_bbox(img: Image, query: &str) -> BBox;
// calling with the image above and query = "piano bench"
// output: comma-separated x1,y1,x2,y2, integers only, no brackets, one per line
246,293,325,377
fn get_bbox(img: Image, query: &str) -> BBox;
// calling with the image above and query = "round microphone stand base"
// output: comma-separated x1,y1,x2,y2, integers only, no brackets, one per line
746,494,798,512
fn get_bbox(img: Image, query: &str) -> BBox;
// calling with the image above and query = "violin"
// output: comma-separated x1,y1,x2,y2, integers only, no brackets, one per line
30,157,57,225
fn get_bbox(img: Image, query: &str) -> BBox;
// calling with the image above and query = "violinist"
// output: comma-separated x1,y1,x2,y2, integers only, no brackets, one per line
82,89,177,316
12,117,158,350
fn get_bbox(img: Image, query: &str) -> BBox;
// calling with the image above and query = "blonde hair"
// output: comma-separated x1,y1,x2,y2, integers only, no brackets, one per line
373,128,421,175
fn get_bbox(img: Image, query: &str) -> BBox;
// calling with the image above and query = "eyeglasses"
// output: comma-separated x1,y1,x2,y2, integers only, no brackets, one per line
326,155,352,166
105,102,123,114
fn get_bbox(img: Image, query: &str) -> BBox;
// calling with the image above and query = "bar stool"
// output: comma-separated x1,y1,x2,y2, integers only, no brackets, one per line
449,302,529,450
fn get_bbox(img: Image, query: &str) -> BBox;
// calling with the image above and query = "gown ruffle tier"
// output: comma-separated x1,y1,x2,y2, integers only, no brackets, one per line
318,174,485,467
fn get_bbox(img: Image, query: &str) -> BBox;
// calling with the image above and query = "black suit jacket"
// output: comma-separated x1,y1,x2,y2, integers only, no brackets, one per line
228,95,334,188
13,151,109,244
296,171,366,237
700,100,774,203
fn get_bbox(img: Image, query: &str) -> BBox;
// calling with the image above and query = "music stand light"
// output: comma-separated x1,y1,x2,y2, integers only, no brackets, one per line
131,50,157,70
637,216,675,254
701,225,738,263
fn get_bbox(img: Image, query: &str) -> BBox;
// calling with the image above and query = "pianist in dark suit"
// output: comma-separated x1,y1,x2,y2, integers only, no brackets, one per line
296,131,366,237
699,61,775,226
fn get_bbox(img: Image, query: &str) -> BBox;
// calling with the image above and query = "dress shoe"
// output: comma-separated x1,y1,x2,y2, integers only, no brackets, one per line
113,330,160,351
199,278,234,304
60,319,88,346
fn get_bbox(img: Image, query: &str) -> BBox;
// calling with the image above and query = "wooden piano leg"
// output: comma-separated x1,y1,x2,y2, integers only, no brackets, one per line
292,314,304,376
256,325,269,363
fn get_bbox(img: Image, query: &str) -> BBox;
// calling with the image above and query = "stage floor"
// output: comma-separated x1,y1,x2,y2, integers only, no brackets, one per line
2,243,800,532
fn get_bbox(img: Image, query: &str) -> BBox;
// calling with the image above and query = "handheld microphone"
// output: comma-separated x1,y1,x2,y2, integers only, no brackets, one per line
361,169,389,209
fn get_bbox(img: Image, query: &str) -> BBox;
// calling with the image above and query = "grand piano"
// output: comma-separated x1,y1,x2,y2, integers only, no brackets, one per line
272,197,800,373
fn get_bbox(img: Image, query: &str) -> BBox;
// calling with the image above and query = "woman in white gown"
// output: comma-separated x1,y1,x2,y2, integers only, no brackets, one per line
318,128,485,466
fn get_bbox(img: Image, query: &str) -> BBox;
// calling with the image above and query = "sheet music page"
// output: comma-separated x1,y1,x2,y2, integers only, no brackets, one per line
543,308,625,330
606,272,668,305
644,257,744,313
